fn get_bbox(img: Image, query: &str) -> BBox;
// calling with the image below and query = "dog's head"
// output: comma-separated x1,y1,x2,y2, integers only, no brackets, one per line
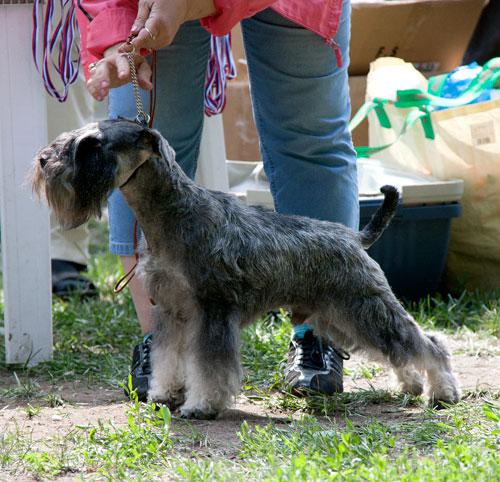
30,118,174,229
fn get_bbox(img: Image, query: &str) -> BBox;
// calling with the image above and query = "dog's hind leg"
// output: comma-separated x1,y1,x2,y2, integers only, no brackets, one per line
333,292,460,406
179,310,242,419
148,307,187,409
392,329,460,407
418,332,461,407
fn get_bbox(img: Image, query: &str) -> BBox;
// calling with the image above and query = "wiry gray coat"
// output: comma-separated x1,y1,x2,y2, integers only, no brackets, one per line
31,119,460,418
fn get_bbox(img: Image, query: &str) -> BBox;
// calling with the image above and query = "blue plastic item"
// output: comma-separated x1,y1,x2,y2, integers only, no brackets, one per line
435,62,491,110
359,200,462,300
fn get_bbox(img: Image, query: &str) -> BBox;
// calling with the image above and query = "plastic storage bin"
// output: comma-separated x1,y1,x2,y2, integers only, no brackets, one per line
227,159,463,300
360,200,462,300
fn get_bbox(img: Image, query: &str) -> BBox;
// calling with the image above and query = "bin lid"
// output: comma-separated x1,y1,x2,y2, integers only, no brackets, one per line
358,158,464,205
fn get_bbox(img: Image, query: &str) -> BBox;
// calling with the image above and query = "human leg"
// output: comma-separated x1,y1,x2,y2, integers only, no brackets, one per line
241,1,357,394
107,189,153,334
241,5,358,227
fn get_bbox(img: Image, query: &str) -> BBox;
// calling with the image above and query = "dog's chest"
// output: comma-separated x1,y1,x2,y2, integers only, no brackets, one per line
138,253,197,314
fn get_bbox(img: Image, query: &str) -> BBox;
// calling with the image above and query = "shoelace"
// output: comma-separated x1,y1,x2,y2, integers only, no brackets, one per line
134,334,152,375
295,338,350,371
141,342,151,374
295,337,327,370
331,345,351,361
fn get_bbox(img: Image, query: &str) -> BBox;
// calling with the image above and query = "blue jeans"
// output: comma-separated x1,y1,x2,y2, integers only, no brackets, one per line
108,2,358,256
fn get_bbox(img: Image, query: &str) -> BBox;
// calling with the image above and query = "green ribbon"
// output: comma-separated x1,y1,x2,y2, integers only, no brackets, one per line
354,109,431,158
396,57,500,109
348,57,500,157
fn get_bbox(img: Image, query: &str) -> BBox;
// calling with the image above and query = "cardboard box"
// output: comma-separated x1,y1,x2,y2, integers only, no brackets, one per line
349,0,486,76
230,23,248,81
222,24,260,161
348,75,368,147
222,80,261,161
222,75,370,160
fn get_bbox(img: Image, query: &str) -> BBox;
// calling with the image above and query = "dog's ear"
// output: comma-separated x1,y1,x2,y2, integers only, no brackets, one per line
73,135,116,194
73,135,103,162
134,129,159,152
151,131,176,164
71,134,118,225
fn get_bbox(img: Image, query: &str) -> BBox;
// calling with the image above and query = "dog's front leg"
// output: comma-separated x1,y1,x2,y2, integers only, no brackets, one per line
179,310,242,420
148,307,187,409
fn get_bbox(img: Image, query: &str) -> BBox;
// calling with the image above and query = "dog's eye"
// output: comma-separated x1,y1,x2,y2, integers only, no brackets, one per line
39,156,49,168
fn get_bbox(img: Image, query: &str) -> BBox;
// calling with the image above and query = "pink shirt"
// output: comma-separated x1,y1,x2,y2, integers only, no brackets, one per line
76,0,344,78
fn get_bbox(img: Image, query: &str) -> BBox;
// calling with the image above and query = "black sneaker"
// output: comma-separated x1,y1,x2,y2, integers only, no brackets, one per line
124,333,152,402
51,259,98,299
283,329,349,396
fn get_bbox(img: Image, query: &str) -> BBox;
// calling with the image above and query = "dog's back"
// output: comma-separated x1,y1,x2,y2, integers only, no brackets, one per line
358,185,399,249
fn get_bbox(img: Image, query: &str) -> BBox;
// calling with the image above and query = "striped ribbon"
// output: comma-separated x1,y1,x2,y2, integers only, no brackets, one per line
32,0,80,102
33,2,235,112
204,33,236,116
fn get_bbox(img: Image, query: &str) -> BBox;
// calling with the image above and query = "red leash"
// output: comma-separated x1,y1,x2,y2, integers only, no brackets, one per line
114,53,157,305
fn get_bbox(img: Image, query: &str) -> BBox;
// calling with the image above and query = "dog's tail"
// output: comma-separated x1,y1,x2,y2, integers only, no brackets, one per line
358,185,399,249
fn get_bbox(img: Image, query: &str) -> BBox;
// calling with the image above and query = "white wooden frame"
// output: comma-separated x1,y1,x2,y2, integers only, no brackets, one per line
1,2,53,365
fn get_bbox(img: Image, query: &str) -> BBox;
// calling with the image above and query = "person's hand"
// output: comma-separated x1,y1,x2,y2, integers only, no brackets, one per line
86,43,153,101
130,0,217,51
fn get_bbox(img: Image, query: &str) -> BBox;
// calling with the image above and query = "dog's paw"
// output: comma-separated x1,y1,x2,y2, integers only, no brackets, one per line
427,372,461,409
149,382,186,409
394,368,424,396
149,391,185,411
150,397,183,411
399,379,424,397
179,408,218,420
428,387,461,409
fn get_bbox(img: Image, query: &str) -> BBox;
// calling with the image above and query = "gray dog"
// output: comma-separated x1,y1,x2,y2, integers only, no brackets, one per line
30,118,460,419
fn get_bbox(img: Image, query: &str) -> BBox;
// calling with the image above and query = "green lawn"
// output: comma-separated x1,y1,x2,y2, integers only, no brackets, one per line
0,219,499,481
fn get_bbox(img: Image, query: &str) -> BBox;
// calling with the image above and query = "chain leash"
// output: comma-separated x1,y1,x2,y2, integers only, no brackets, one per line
123,37,150,126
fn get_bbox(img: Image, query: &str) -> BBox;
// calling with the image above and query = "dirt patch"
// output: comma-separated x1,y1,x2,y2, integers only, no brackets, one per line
1,333,499,460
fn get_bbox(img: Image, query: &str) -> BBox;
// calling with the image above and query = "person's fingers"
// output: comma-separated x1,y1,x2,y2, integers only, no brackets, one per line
85,49,151,101
86,77,98,100
137,60,153,90
143,26,156,41
131,0,152,35
133,20,179,51
115,54,132,81
86,62,109,100
131,0,216,50
94,61,117,99
131,27,155,51
133,1,186,50
86,56,127,100
87,77,109,101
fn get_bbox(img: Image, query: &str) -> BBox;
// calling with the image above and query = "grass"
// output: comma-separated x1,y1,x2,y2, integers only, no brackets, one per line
0,218,499,480
235,404,500,482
